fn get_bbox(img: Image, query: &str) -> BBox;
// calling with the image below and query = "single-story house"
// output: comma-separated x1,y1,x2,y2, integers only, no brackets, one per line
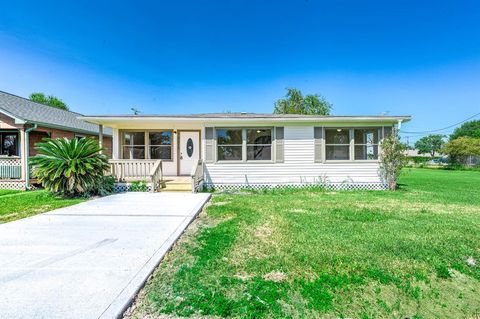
81,113,411,192
0,91,112,190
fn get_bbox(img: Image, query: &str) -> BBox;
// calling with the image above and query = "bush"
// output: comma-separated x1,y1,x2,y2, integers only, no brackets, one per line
130,180,149,192
442,137,480,166
87,175,115,197
379,130,408,190
30,138,109,197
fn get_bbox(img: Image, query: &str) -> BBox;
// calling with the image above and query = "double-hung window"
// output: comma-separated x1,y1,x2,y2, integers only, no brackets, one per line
354,129,379,160
325,128,350,160
247,129,272,161
149,131,172,160
0,132,19,156
122,132,145,159
216,129,243,161
216,128,272,161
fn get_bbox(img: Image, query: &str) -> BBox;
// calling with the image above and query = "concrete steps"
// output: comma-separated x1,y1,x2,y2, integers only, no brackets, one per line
162,177,192,192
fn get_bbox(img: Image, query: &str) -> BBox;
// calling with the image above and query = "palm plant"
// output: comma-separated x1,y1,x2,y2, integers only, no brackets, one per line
31,137,110,196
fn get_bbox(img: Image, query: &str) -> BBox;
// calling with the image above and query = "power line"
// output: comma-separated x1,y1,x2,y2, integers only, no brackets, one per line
401,111,480,134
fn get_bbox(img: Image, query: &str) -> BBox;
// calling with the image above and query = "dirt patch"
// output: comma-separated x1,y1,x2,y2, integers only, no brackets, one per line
234,272,254,281
263,270,287,282
254,224,273,238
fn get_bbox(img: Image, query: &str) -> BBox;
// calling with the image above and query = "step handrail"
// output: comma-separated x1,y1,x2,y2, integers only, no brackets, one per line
190,159,204,193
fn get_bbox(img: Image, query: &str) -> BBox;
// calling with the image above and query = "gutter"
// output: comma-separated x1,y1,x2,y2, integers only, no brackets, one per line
24,123,38,189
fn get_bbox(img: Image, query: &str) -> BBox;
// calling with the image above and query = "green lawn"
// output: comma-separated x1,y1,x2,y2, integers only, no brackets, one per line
128,169,480,319
0,190,84,223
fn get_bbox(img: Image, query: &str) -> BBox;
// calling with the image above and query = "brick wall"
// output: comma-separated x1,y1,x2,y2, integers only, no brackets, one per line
31,126,113,158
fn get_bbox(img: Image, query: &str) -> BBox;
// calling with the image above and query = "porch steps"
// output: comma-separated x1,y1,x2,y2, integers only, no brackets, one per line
162,176,192,192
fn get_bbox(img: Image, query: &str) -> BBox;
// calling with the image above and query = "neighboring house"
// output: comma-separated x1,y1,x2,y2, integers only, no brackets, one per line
82,113,411,191
0,91,112,190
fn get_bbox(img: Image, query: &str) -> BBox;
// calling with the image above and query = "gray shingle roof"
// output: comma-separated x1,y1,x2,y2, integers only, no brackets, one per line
0,91,111,135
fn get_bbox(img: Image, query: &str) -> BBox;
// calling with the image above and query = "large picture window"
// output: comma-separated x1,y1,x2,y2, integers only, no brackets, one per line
216,129,243,161
216,128,273,161
149,131,172,160
247,129,272,161
0,132,19,156
121,131,173,160
354,129,379,160
325,129,350,160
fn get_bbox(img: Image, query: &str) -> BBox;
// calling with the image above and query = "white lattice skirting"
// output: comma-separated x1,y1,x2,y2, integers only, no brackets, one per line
114,182,153,192
204,182,388,192
0,180,27,190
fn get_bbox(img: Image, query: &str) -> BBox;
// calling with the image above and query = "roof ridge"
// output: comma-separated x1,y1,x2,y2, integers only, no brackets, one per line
0,90,85,116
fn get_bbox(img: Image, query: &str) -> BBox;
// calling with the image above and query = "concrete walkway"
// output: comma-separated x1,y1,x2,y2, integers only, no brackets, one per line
0,192,211,319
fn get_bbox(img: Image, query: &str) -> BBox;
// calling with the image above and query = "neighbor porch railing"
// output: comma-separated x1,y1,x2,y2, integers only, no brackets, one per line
0,157,22,179
190,159,204,193
109,159,163,192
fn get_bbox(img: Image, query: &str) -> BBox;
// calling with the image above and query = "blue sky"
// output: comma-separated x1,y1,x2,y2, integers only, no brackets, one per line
1,0,479,143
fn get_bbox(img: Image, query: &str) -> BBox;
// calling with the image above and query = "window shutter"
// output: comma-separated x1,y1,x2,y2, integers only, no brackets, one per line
205,127,214,163
314,127,323,163
275,127,284,163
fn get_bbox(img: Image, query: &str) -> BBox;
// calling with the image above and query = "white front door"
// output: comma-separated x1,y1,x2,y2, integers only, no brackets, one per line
179,131,200,175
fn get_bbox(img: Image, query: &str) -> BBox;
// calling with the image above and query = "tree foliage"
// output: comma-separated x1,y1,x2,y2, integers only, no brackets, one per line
442,137,480,164
273,88,332,115
414,134,445,157
30,138,109,196
450,120,480,140
379,130,408,190
29,92,69,111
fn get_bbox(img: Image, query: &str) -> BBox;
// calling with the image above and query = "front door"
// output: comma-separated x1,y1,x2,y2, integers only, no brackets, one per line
178,131,200,175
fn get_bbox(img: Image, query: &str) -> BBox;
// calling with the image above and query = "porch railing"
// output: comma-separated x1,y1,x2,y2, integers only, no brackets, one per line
190,159,204,193
0,157,22,179
109,159,163,192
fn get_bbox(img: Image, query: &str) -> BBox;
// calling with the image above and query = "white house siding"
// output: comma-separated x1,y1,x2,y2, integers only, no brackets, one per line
204,126,384,188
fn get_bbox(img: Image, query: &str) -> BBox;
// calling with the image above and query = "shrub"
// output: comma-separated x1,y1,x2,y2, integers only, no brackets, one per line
130,180,149,192
31,138,109,197
379,130,408,190
87,175,115,197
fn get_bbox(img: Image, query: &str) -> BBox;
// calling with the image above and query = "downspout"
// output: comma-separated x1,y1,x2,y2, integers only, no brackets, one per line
24,123,38,189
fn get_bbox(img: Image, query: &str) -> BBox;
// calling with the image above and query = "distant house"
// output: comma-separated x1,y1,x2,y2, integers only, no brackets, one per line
82,112,411,191
0,91,112,190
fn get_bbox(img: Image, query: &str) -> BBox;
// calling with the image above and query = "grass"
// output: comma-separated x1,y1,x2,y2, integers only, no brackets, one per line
128,169,480,319
0,190,85,223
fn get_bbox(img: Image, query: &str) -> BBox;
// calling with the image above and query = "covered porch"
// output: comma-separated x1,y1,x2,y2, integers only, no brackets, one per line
108,159,204,192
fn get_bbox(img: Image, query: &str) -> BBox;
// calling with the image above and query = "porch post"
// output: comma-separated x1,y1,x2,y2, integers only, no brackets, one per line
98,124,103,154
19,128,27,181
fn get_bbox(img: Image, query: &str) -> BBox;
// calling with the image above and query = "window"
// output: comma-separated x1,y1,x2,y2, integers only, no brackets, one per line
247,129,272,160
325,129,350,160
354,129,379,160
217,129,243,161
149,131,172,160
122,132,145,159
0,132,19,156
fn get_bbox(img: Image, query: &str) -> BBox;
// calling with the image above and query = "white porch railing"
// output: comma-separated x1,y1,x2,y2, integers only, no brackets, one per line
190,159,204,193
109,159,163,192
0,157,22,179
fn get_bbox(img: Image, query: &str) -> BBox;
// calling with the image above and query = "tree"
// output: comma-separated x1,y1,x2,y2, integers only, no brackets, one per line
414,134,445,157
379,129,408,191
29,92,69,111
450,120,480,140
442,137,480,164
274,88,332,115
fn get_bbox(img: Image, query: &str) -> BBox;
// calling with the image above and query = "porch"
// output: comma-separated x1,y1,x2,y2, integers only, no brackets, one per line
108,159,204,192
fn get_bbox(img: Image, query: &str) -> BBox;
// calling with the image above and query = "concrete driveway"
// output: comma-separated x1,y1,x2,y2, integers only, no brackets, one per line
0,192,211,319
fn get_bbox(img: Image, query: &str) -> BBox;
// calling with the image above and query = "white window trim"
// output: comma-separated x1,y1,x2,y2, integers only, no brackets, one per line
120,130,173,161
215,127,274,163
323,126,391,163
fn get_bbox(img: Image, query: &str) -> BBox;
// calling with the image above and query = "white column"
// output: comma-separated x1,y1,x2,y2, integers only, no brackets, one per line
98,124,104,154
